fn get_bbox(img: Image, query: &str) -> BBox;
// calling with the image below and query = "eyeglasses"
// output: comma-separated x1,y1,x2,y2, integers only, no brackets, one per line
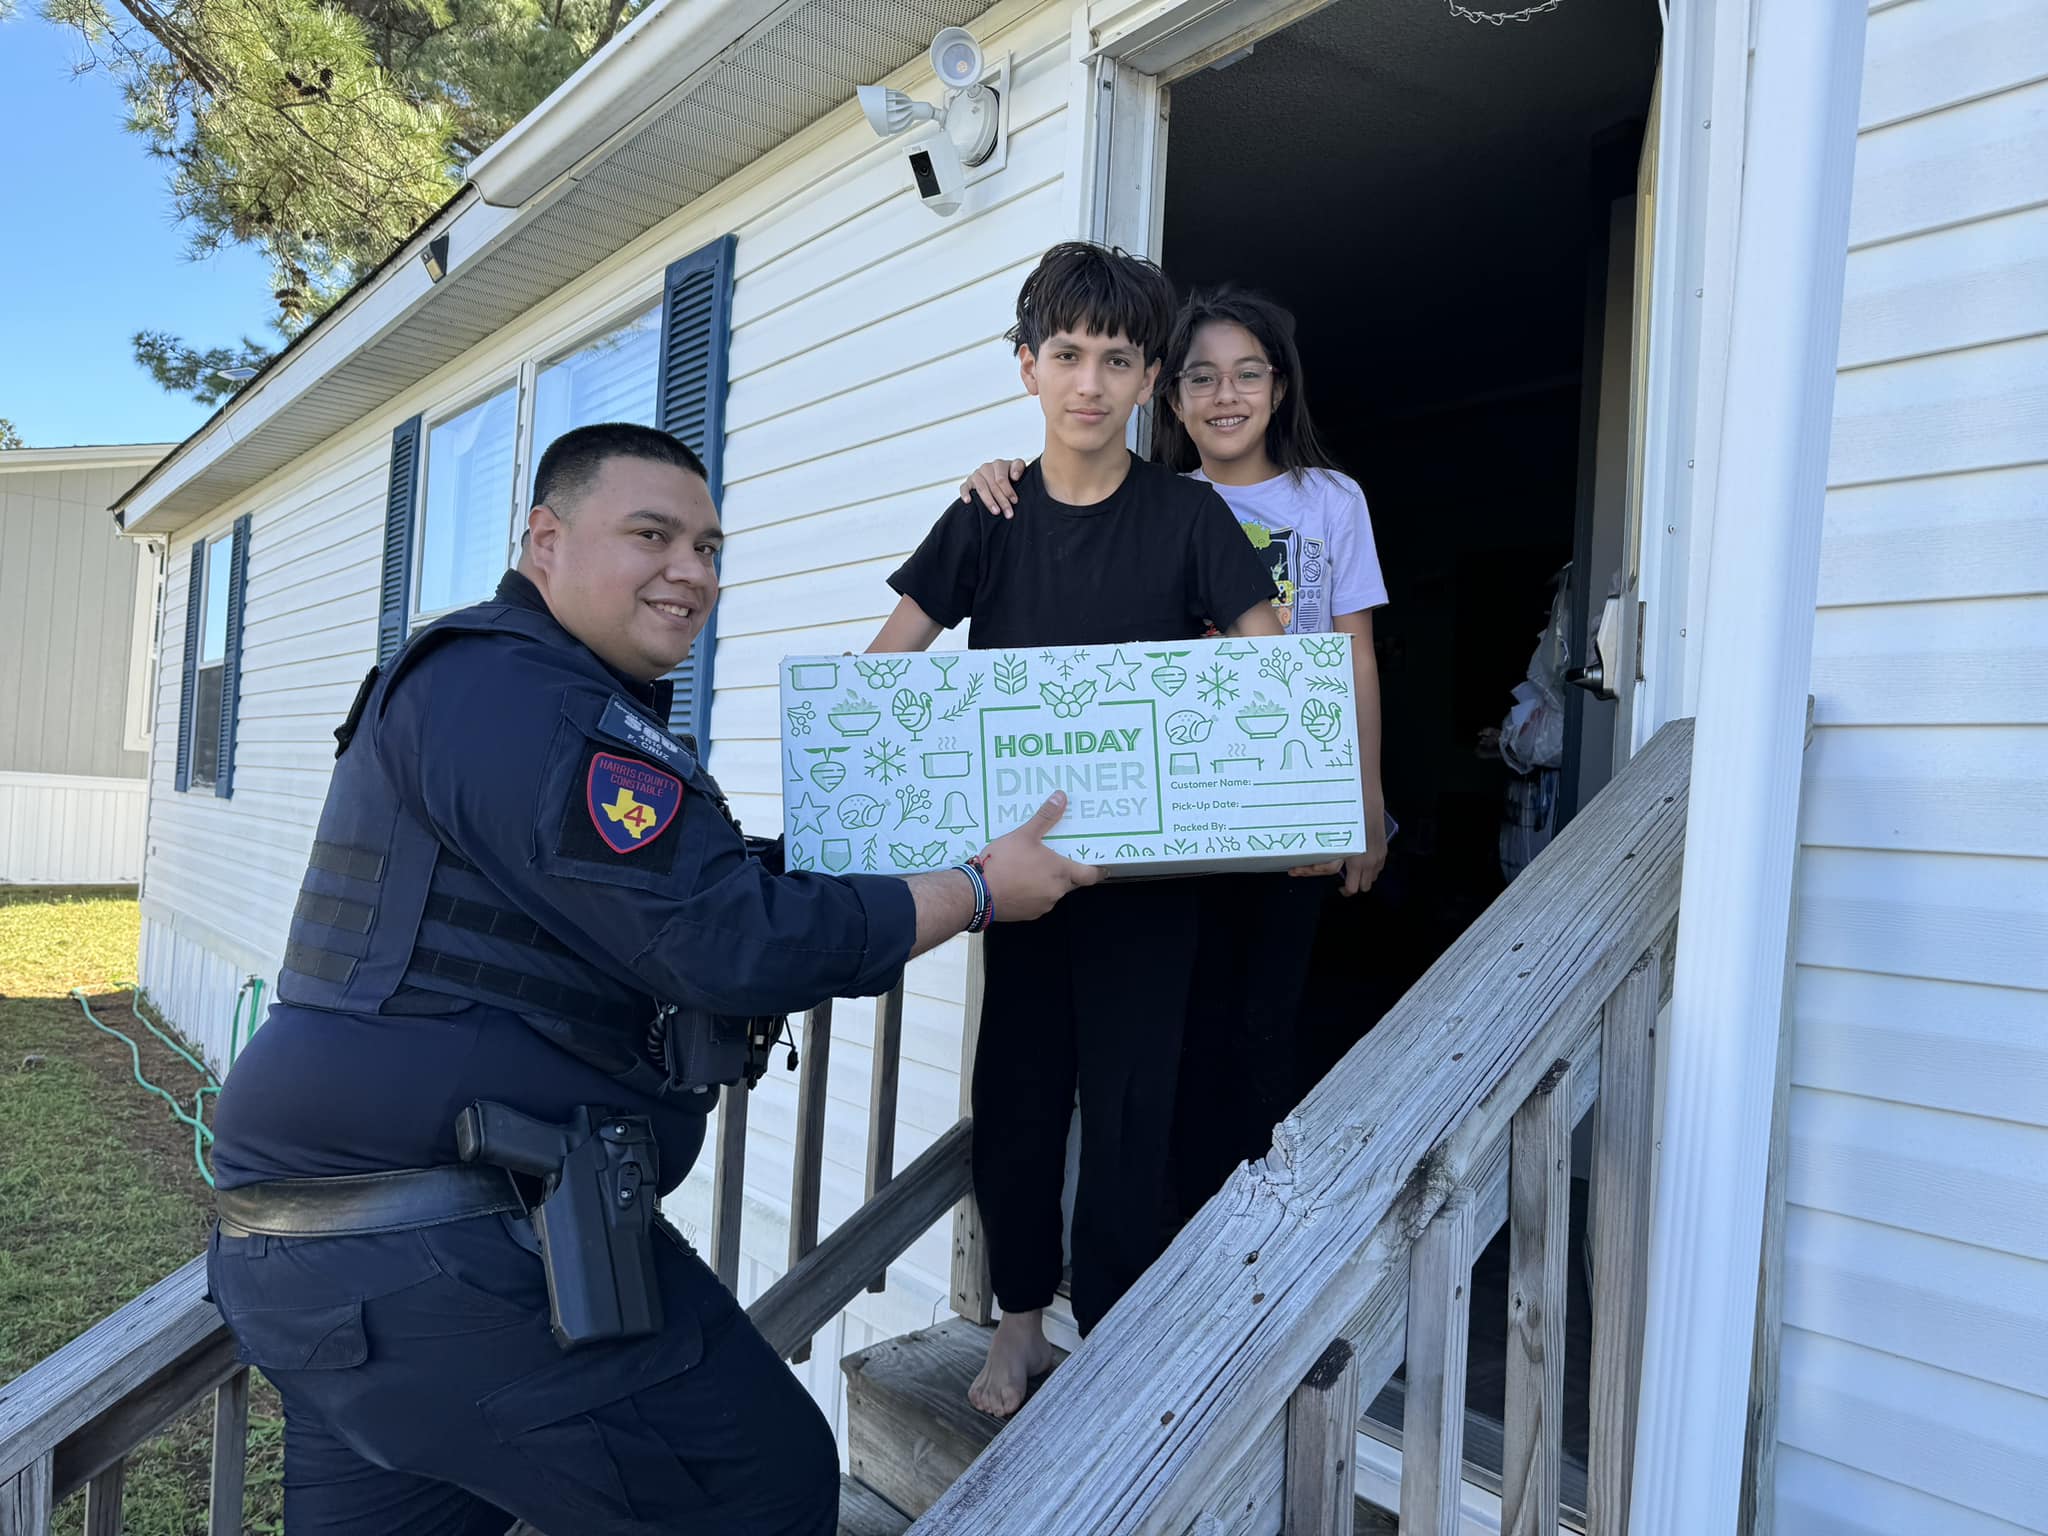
1178,365,1277,397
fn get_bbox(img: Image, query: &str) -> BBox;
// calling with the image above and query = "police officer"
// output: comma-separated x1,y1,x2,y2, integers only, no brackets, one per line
205,422,1099,1536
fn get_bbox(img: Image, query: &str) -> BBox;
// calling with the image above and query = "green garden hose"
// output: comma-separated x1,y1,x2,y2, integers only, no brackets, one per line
70,985,223,1189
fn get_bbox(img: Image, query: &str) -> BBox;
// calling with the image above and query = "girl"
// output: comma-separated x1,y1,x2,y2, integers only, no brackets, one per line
957,285,1392,1235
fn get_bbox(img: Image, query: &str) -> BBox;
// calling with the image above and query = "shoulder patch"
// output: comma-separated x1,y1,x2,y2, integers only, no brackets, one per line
586,752,683,854
596,695,695,774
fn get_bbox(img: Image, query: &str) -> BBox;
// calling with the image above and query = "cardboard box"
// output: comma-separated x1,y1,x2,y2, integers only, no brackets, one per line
778,635,1367,876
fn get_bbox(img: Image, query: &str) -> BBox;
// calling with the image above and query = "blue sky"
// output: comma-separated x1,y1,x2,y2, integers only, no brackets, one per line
0,15,279,448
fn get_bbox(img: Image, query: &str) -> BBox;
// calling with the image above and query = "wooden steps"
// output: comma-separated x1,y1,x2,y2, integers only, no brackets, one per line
837,1473,912,1536
839,1317,1068,1521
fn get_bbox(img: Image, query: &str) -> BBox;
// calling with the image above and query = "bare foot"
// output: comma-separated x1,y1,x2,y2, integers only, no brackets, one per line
968,1309,1057,1418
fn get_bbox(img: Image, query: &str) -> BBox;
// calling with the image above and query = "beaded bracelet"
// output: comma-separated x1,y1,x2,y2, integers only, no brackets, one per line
957,855,993,933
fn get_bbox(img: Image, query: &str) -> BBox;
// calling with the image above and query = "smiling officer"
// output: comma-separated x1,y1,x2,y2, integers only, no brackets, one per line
204,422,1099,1536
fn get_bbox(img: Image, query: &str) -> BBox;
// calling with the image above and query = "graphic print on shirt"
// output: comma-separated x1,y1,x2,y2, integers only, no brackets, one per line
1239,522,1329,634
586,751,683,854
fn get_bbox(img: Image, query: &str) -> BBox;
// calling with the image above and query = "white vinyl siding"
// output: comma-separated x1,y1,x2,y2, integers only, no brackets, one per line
1777,1,2048,1530
136,0,1078,1437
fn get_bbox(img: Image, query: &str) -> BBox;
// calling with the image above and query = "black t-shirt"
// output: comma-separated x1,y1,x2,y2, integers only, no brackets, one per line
888,455,1277,650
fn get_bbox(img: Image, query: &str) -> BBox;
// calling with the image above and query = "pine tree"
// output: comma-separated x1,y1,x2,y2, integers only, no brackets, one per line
27,0,647,400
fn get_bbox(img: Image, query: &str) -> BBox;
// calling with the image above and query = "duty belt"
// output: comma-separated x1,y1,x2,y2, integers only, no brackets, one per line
214,1165,521,1239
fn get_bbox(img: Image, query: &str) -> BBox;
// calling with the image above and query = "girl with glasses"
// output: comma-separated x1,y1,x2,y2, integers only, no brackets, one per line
957,286,1390,1229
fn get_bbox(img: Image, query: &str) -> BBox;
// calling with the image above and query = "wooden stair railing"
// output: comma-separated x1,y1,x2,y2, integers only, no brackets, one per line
910,717,1693,1536
0,978,968,1536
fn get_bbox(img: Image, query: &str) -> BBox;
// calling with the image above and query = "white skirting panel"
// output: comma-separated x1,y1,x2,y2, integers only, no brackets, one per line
138,910,275,1076
0,771,147,886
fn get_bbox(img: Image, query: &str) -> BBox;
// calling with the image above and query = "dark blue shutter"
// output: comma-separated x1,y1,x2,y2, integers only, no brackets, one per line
214,513,252,799
174,547,205,792
654,235,736,751
378,415,424,664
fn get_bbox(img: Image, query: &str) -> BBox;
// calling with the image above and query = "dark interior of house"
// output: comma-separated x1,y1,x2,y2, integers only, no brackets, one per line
1161,0,1662,1074
1159,0,1663,1484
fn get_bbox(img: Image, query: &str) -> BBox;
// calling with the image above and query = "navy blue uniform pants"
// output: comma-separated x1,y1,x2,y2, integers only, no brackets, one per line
206,1211,837,1535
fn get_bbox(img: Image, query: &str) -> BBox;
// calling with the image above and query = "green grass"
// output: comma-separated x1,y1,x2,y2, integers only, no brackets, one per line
1,889,284,1534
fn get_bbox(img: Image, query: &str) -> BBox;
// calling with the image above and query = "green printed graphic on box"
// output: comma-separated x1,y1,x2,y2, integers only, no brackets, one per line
778,637,1368,876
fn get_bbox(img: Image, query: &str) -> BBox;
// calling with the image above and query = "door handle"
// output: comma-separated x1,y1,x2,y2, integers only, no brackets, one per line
1566,595,1622,701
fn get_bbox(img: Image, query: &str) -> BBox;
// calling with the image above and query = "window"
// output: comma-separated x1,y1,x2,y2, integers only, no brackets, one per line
378,235,734,744
187,536,234,788
534,305,661,449
415,384,519,617
124,541,164,754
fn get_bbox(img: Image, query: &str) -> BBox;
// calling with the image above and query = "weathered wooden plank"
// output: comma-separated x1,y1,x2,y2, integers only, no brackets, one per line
1587,945,1664,1536
838,1473,912,1536
710,1081,749,1293
0,1453,52,1536
951,936,993,1326
0,1255,221,1482
1283,1338,1359,1536
1503,1063,1573,1536
908,718,1690,1536
789,998,836,1364
867,981,906,1293
207,1369,250,1536
1402,1194,1475,1536
750,1119,974,1360
81,1460,124,1536
52,1332,241,1502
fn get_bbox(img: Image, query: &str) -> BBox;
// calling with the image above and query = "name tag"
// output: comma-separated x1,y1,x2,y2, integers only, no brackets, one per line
597,696,697,776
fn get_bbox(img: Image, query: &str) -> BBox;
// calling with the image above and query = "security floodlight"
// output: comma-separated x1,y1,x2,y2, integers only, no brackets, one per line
929,27,984,89
856,26,1002,216
858,84,937,138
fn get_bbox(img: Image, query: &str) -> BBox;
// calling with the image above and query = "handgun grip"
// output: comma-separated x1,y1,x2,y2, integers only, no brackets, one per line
455,1100,569,1178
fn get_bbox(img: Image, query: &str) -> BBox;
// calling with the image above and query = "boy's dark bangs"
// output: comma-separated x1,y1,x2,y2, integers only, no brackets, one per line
1011,243,1175,361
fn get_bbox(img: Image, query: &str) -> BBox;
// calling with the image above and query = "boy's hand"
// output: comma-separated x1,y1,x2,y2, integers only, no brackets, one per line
981,791,1103,920
961,459,1028,519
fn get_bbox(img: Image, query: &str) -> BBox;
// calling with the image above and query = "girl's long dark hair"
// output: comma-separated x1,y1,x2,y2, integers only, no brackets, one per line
1152,287,1345,482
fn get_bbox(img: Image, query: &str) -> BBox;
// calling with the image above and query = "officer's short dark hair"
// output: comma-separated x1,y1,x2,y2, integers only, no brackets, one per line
530,423,708,514
1004,242,1176,366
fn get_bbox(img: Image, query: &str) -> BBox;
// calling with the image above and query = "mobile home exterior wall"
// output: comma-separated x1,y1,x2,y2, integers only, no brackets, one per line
1775,2,2048,1529
135,0,1076,1434
1,447,167,885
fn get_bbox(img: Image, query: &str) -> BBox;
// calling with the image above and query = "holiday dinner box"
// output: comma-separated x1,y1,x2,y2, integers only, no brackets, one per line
777,634,1367,878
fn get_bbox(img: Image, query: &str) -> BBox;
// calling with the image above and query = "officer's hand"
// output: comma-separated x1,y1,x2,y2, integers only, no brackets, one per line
980,791,1103,920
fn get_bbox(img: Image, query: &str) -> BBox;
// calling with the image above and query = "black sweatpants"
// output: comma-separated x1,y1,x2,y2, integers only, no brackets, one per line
1172,873,1327,1224
972,879,1202,1335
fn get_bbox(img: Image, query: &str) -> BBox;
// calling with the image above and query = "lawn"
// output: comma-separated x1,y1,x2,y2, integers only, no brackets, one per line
0,888,284,1534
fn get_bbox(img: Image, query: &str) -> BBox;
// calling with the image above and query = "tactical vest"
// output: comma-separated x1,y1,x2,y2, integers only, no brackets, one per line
277,598,753,1099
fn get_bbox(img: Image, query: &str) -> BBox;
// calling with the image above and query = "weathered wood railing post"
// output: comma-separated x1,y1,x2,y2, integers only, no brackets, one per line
1402,1190,1475,1536
788,998,835,1364
208,1367,250,1536
1,1454,53,1536
1502,1061,1573,1536
950,936,993,1325
709,1080,749,1292
865,983,905,1292
1588,942,1665,1535
1283,1338,1360,1536
82,1460,124,1536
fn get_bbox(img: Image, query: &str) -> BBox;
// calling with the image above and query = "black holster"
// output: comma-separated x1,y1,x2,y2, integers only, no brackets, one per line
454,1102,661,1350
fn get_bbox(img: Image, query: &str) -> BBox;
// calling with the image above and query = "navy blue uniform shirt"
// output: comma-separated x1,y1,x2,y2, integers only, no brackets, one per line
213,571,916,1190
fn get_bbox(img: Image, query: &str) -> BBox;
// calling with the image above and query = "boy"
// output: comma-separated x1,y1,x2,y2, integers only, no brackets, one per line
869,243,1283,1415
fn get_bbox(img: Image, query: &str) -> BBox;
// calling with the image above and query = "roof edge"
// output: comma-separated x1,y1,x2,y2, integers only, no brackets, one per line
115,0,792,535
0,444,180,471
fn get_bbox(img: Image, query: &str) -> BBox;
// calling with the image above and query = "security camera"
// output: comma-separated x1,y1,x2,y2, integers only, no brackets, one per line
905,132,965,216
857,26,1002,215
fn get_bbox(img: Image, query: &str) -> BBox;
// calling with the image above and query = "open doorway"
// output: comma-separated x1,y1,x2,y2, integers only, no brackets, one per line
1148,0,1663,1504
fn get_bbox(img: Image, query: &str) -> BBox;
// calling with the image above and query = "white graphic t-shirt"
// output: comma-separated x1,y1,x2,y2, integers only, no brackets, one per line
1191,468,1388,634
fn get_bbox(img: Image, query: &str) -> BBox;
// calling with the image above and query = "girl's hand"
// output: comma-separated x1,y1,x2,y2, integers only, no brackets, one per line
960,459,1028,518
1339,844,1386,897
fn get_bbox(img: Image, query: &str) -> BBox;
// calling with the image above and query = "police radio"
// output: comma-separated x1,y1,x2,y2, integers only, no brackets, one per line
454,1102,662,1349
